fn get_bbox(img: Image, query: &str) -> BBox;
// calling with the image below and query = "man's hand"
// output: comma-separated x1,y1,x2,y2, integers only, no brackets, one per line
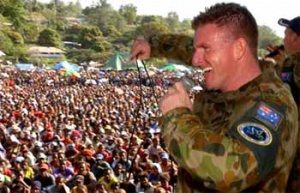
265,44,286,65
159,82,193,115
130,37,151,61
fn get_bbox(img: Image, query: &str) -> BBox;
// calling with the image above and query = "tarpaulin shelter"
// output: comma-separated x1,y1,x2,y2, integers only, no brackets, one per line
52,61,80,71
59,68,81,78
159,63,192,72
104,52,137,71
0,50,6,57
53,61,81,78
15,63,35,71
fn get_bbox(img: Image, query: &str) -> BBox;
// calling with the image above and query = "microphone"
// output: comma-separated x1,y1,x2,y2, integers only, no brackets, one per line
179,67,212,92
181,76,198,92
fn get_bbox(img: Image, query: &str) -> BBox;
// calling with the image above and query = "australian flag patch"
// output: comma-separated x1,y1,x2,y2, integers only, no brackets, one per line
253,102,283,130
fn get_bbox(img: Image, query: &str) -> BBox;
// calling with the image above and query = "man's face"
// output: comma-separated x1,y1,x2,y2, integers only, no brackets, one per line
283,28,298,54
192,23,235,91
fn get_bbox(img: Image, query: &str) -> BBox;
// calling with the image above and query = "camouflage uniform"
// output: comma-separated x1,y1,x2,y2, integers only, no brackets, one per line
149,35,298,192
279,53,300,105
280,53,300,193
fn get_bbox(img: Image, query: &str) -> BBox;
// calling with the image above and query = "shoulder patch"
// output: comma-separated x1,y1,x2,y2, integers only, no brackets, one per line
253,102,283,130
237,122,272,146
281,72,293,82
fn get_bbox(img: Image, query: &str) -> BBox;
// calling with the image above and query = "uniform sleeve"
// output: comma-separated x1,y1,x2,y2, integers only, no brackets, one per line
149,34,194,65
292,54,300,90
160,107,262,191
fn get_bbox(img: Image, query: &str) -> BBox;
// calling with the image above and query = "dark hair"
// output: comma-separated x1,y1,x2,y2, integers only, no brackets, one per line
192,2,258,57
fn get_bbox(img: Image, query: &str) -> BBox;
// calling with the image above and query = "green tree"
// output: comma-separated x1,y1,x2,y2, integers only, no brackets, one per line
178,19,193,35
135,21,170,39
102,25,121,41
7,31,24,44
38,28,62,47
165,12,180,32
0,30,14,53
83,0,127,34
78,26,112,52
0,0,27,31
258,25,282,57
22,22,40,43
119,4,137,25
139,15,165,24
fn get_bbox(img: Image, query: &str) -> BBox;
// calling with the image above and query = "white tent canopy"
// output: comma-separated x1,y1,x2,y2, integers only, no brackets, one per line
0,50,6,57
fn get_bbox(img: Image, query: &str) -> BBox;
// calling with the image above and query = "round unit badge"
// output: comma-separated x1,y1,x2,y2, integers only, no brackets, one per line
237,122,272,146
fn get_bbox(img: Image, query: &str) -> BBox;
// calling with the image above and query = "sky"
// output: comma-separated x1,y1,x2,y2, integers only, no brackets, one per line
40,0,300,37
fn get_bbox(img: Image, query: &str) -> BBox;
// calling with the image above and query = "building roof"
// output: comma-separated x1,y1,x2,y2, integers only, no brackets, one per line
28,46,64,54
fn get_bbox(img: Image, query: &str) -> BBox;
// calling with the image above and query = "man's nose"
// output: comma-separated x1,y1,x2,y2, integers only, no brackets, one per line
192,51,204,67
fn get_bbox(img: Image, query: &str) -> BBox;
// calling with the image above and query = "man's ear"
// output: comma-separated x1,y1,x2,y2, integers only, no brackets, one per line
233,37,247,60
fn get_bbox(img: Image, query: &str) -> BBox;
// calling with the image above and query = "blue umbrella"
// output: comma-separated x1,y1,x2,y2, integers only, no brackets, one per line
52,61,72,71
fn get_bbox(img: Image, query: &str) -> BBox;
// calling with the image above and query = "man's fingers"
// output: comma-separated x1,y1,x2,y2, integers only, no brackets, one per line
130,40,151,61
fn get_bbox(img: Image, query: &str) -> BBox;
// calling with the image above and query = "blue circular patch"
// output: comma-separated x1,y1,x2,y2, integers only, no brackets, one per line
237,122,272,146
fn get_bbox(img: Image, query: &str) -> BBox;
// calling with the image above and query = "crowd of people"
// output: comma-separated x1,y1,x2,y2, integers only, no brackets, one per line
0,67,189,193
1,2,299,193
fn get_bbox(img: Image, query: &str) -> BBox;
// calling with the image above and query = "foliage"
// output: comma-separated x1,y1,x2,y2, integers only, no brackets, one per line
78,26,112,52
135,21,170,39
166,12,180,31
0,30,14,53
7,31,24,44
83,0,126,33
22,22,40,43
258,25,282,57
0,0,27,30
119,4,137,25
258,25,282,48
0,0,283,64
38,28,62,48
65,48,109,64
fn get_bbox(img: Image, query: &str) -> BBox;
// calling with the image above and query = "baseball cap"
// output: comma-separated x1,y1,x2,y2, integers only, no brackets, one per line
31,181,41,190
39,163,49,170
96,153,104,160
76,175,84,182
161,152,169,160
278,17,300,35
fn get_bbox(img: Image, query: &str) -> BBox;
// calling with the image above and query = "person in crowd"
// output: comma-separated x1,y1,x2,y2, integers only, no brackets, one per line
147,137,163,163
46,175,70,193
71,175,88,193
0,174,10,193
33,163,55,191
10,170,31,193
265,16,300,104
30,181,43,193
52,160,74,182
137,150,153,172
21,159,35,185
94,182,107,193
158,152,177,186
111,150,131,172
130,2,298,192
135,172,155,193
68,161,96,192
276,16,300,193
158,173,172,193
148,163,162,186
92,154,112,180
98,168,119,192
113,163,126,182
